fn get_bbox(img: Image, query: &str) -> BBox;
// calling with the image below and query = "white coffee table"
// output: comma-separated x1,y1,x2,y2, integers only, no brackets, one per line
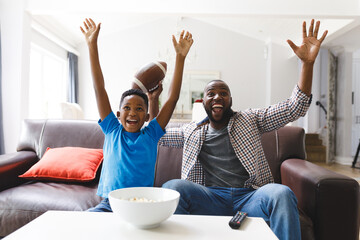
4,211,278,240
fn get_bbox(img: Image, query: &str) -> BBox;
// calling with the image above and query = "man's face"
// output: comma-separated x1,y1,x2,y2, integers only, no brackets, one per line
117,95,149,133
202,81,233,124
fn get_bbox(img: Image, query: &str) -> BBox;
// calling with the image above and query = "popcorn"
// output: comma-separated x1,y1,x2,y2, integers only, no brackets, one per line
125,197,159,203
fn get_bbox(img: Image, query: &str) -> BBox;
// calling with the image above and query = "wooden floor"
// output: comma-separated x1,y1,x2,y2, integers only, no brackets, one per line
313,162,360,183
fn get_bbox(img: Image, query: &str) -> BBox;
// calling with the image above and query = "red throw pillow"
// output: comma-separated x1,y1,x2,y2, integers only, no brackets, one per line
19,147,103,182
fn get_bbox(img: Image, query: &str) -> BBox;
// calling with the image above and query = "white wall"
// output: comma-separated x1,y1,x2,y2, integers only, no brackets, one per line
267,41,298,106
0,9,307,153
2,3,335,154
0,0,70,153
305,55,322,133
31,29,68,60
0,0,31,153
353,51,360,157
78,17,299,120
265,41,324,133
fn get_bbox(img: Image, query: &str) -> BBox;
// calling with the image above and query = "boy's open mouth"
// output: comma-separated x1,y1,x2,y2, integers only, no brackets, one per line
126,119,138,125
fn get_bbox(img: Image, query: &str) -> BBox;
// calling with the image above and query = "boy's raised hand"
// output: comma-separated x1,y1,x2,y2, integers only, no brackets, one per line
147,82,163,121
80,18,101,46
156,30,194,129
147,82,163,100
287,19,328,64
80,18,111,121
172,30,194,58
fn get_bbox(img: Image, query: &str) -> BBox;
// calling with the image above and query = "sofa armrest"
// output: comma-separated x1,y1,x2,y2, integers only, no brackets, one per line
0,151,38,192
281,159,360,240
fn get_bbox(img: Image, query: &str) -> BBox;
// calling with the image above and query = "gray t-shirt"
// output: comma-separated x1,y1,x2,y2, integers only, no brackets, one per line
199,125,249,188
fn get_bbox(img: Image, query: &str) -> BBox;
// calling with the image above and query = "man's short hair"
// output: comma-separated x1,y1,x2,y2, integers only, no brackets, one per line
119,89,149,110
204,80,231,95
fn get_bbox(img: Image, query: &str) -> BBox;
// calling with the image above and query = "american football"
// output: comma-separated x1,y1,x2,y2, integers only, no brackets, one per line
132,61,167,93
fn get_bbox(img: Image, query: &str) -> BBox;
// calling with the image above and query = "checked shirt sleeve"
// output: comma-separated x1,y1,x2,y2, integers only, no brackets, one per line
158,127,185,148
250,85,311,133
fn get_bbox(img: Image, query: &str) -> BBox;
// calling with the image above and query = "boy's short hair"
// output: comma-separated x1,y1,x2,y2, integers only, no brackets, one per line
119,89,149,110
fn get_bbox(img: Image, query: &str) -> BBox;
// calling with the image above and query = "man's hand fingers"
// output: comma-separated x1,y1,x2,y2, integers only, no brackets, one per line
314,21,320,38
308,19,314,37
302,21,307,39
287,39,298,52
80,26,85,34
319,30,328,43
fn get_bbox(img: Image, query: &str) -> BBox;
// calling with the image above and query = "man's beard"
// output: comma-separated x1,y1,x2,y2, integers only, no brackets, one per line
205,107,234,123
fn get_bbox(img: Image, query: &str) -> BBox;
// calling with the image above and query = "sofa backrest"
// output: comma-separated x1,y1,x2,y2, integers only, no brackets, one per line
17,119,306,186
17,119,104,159
154,123,306,186
261,126,306,183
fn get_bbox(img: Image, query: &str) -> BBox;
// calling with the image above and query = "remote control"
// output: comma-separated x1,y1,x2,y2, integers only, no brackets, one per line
229,211,247,229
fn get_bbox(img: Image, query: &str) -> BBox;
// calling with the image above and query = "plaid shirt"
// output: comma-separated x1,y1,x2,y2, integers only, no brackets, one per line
159,85,311,189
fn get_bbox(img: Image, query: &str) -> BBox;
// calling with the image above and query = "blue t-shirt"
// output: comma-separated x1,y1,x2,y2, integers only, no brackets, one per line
97,112,165,198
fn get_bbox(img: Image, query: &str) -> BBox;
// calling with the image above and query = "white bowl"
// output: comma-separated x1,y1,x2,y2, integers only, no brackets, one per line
108,187,180,229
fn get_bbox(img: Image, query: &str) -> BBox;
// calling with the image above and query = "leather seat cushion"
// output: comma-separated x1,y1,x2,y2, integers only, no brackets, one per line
0,181,102,236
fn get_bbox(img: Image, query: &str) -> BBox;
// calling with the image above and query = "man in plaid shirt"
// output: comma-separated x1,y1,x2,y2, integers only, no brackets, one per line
161,19,327,240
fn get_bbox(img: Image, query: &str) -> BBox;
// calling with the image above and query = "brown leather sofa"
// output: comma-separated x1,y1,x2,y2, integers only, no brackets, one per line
0,119,359,240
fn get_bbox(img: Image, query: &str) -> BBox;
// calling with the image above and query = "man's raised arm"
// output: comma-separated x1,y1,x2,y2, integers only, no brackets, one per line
287,19,328,96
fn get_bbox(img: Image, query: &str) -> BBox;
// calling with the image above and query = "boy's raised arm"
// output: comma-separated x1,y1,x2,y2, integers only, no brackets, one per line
156,31,194,129
80,18,112,121
147,83,163,121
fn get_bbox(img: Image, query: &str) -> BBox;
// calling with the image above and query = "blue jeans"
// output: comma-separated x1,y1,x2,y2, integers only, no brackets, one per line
87,198,112,212
162,179,300,240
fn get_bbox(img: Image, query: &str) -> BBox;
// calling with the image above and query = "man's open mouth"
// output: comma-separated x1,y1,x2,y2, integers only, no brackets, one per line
212,104,223,113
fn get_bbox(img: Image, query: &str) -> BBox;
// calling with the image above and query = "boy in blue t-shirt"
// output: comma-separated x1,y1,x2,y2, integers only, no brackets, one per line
80,18,193,212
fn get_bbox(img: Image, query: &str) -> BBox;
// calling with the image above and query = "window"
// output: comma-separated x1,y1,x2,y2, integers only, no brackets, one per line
28,43,67,118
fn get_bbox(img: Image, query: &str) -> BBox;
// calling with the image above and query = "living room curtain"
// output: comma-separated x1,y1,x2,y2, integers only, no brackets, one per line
0,29,5,154
68,52,78,103
327,50,337,163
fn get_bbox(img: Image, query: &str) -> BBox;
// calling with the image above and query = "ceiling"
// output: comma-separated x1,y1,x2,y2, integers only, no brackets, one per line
26,0,360,51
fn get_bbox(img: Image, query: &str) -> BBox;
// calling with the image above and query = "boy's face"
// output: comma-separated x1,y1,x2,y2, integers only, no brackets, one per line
117,95,149,133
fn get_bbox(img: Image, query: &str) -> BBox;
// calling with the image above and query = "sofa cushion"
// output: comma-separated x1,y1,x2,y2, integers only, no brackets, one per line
0,181,102,236
154,145,182,187
19,147,103,183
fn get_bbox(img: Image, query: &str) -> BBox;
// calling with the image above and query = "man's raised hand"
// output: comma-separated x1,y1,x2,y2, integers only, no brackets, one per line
287,19,328,64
